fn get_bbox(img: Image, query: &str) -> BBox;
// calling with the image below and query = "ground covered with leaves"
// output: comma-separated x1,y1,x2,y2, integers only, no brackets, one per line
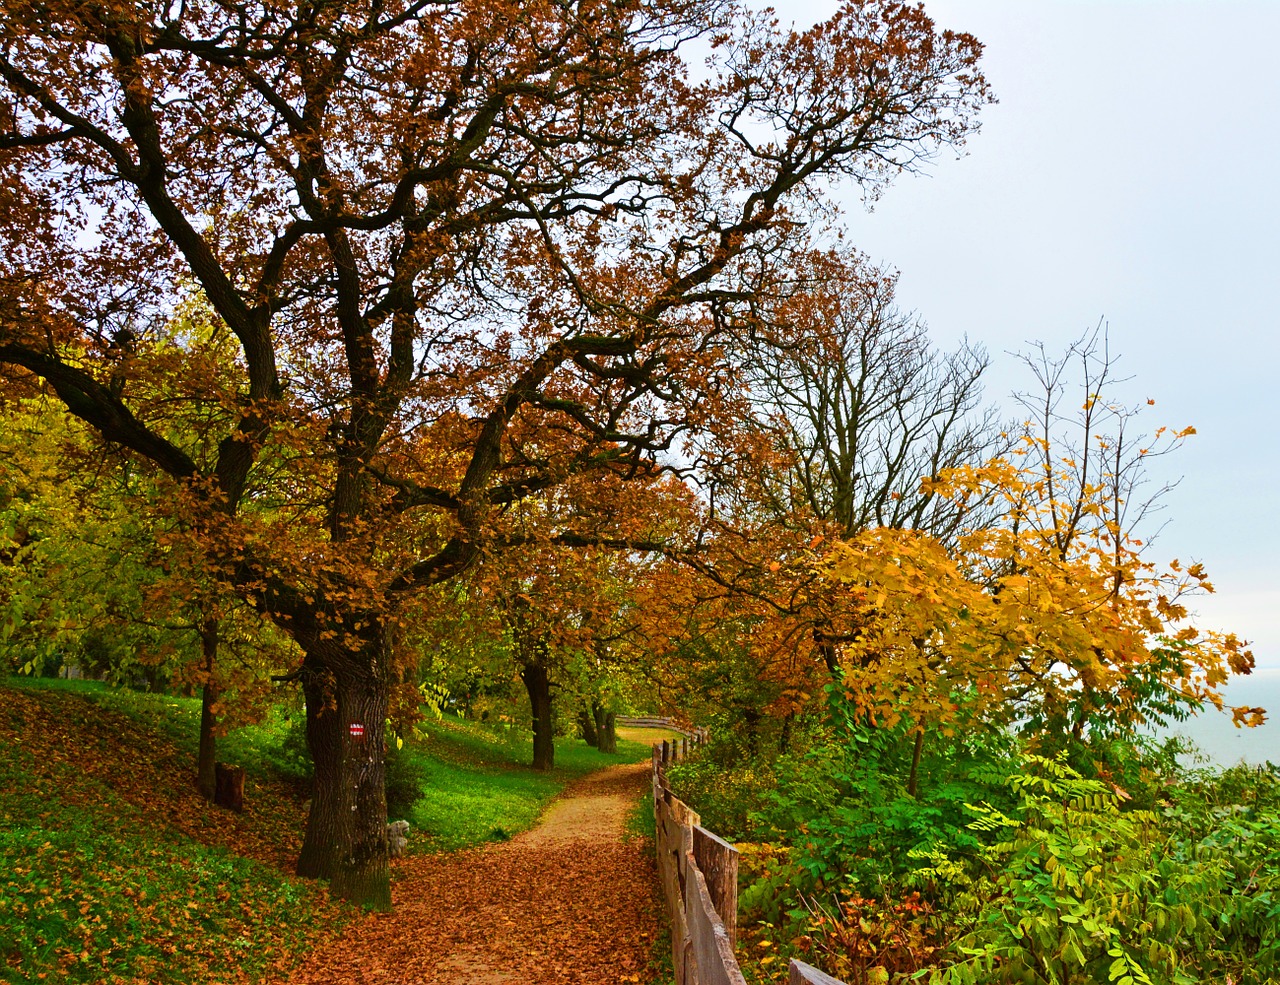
0,681,352,984
272,762,666,985
1,680,673,984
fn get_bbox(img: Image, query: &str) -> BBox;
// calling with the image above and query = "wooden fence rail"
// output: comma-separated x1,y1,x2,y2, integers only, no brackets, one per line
650,738,849,985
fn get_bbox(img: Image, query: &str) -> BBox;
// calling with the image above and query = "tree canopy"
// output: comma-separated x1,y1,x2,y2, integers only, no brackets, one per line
0,0,993,906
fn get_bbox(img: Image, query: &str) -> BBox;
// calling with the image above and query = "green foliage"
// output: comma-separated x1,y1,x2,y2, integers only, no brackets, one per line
924,753,1280,985
665,755,776,839
383,742,428,820
742,717,1019,895
673,692,1280,985
259,710,314,787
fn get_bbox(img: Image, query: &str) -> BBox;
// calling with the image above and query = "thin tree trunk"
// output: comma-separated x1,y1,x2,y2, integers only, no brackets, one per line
296,632,391,911
814,620,841,679
593,702,617,754
196,619,219,802
907,727,925,799
522,662,555,771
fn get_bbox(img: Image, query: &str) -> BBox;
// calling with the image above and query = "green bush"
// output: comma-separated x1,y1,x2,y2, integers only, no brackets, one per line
260,711,314,786
666,756,776,839
384,742,427,820
923,754,1280,985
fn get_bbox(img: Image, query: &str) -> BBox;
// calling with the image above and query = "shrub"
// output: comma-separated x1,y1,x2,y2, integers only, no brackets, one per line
666,756,776,839
923,753,1280,985
262,711,314,786
384,742,427,820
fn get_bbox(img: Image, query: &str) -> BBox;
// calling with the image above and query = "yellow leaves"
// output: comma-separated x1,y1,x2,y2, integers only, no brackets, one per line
1232,706,1267,728
815,448,1250,734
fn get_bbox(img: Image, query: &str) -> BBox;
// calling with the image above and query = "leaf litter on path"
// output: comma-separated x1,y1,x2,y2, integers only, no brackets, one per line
269,761,664,985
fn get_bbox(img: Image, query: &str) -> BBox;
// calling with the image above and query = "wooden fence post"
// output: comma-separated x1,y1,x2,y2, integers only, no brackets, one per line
789,959,846,985
693,826,739,948
649,721,853,985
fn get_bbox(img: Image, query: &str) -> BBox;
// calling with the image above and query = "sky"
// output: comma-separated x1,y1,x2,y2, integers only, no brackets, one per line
756,0,1280,669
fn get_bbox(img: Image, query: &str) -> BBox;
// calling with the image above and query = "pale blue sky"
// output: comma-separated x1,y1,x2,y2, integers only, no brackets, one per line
765,1,1280,667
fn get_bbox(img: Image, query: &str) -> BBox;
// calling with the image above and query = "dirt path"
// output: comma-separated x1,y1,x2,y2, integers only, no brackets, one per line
272,760,662,985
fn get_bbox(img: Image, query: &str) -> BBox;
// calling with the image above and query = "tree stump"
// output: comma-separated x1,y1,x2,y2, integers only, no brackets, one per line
214,763,245,812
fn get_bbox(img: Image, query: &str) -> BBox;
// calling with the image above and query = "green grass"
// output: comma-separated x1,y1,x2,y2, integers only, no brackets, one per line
624,790,658,847
404,715,655,851
0,678,348,985
0,676,309,781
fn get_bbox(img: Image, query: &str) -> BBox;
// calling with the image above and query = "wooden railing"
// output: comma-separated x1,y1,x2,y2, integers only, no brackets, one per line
620,715,709,742
650,739,850,985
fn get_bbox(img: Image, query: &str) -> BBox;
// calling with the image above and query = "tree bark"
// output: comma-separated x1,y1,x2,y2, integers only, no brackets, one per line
579,705,599,747
593,702,617,754
196,619,219,802
907,727,925,799
522,662,555,772
296,634,391,911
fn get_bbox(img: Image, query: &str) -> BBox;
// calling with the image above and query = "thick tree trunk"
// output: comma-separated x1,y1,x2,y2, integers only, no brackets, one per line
593,702,617,754
296,633,391,911
196,620,219,802
522,662,554,772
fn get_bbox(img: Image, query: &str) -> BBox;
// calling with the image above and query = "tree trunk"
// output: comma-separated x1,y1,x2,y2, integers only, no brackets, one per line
296,635,391,911
522,662,555,772
197,620,219,802
814,620,842,680
579,705,599,747
593,702,617,754
907,727,925,799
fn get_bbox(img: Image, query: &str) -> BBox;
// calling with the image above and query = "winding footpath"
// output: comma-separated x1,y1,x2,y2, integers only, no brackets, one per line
271,760,663,985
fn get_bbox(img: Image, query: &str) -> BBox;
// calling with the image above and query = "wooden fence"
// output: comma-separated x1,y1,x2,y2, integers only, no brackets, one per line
651,739,849,985
619,715,709,743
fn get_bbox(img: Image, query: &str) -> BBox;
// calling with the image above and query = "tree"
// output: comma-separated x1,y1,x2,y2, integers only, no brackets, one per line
744,248,997,544
817,332,1259,746
0,394,293,801
0,0,991,907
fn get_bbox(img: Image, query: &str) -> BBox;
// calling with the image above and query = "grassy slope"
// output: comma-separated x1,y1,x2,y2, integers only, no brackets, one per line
404,714,656,851
0,678,346,985
0,678,656,984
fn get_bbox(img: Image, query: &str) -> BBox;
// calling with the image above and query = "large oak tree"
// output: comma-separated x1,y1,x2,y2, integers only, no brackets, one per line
0,0,990,906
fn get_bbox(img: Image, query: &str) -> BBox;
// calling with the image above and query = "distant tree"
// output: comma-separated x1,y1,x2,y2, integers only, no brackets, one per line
745,249,998,544
819,331,1258,750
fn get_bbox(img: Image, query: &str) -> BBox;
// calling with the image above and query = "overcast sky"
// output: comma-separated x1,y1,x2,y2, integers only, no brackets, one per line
764,1,1280,668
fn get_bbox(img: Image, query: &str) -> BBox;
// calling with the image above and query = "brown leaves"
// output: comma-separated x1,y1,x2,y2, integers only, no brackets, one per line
269,764,664,985
0,686,304,870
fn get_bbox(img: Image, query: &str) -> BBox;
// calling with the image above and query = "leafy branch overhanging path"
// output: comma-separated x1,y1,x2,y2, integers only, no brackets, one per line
270,762,662,985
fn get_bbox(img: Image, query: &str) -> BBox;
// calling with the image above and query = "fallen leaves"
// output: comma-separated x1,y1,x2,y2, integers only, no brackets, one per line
266,763,665,985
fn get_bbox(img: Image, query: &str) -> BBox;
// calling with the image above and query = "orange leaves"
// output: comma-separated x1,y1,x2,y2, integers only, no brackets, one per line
1232,706,1267,728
